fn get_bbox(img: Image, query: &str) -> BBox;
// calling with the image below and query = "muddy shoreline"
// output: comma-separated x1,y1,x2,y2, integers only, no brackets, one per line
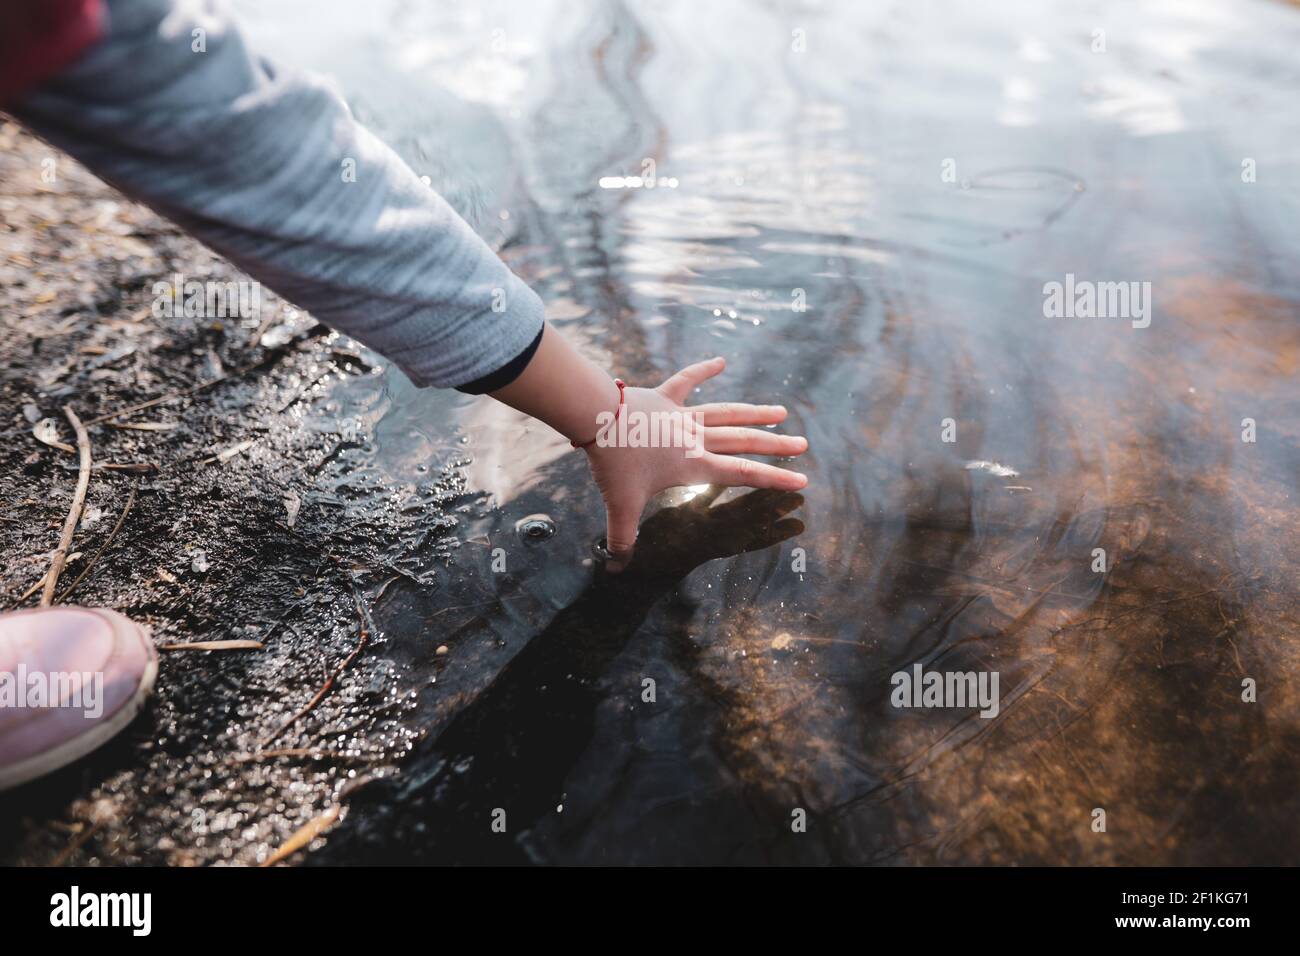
0,123,456,865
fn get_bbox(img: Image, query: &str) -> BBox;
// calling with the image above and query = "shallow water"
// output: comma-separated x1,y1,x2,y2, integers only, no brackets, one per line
236,0,1300,863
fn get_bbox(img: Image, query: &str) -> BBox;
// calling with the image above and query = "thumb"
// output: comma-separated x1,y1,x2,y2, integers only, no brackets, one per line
604,496,643,572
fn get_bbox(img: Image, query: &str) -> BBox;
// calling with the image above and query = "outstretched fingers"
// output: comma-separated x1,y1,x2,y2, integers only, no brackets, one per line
705,426,808,457
702,452,808,491
691,402,788,427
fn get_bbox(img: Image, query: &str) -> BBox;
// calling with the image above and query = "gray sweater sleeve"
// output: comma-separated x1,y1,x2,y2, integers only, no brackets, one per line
12,0,545,389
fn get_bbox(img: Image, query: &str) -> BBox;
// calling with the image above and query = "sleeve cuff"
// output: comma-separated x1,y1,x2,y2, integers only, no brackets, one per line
454,322,545,394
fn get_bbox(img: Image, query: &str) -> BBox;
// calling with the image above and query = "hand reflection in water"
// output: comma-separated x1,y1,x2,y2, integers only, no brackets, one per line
603,484,806,577
336,488,804,864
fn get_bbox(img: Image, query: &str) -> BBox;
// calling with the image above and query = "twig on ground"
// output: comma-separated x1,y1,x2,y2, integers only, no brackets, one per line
159,639,264,651
260,585,371,747
49,819,106,867
83,375,223,427
107,421,176,432
373,574,400,606
93,462,158,474
259,804,341,867
199,440,255,466
41,405,91,606
48,457,157,474
56,482,137,602
10,553,83,607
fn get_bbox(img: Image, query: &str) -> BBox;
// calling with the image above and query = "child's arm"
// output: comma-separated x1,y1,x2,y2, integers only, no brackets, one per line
11,0,543,389
10,0,808,567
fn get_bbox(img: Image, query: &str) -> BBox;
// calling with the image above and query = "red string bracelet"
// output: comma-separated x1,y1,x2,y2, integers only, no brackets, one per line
571,379,626,449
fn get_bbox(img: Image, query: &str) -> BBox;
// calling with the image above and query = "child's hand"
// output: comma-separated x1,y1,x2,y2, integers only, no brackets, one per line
487,326,808,571
582,357,808,570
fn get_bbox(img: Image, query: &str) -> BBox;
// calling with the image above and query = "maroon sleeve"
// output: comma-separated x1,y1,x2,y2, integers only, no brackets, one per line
0,0,104,105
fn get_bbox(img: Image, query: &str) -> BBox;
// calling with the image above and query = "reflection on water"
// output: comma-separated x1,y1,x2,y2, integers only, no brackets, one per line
237,0,1300,864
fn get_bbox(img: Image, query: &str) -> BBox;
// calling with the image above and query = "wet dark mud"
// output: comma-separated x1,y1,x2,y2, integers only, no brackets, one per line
0,124,465,865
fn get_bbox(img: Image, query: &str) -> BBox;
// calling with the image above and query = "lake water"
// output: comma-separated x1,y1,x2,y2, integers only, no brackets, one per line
235,0,1300,864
